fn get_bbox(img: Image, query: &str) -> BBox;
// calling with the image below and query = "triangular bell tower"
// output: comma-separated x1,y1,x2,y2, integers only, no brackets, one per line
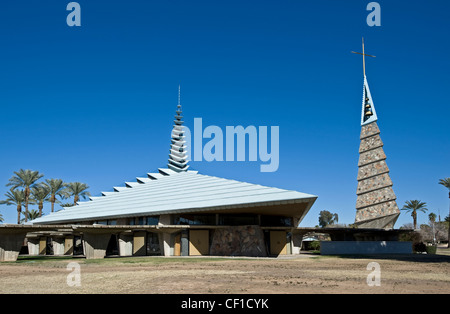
353,39,400,229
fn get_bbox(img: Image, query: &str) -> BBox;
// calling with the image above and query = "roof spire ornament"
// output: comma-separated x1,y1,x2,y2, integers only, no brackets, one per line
351,37,376,78
168,85,189,172
352,38,378,126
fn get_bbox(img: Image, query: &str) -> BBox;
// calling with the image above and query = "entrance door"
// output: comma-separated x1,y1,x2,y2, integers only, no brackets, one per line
189,230,209,256
133,231,146,256
270,231,287,256
39,237,46,255
174,234,181,256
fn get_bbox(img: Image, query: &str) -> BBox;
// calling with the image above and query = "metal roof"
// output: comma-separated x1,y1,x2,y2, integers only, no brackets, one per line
31,168,317,225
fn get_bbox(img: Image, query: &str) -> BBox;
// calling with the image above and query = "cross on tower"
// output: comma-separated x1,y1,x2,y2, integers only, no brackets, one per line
351,37,376,78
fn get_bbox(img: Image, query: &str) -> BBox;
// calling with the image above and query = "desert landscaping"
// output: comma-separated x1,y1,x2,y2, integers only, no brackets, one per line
1,248,449,294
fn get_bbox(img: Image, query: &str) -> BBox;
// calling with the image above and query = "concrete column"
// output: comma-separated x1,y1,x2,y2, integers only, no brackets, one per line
286,235,292,255
83,233,111,259
162,233,172,256
64,236,74,255
0,232,27,262
291,233,303,255
52,237,65,256
158,214,171,226
27,237,40,256
118,234,133,256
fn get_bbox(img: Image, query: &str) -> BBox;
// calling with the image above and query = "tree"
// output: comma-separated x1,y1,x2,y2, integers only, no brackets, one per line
21,209,41,223
0,188,26,224
428,213,437,244
59,203,76,209
6,169,44,222
44,179,67,213
401,200,428,230
318,210,339,228
0,213,3,223
31,184,51,217
438,178,450,248
64,182,91,205
429,212,437,223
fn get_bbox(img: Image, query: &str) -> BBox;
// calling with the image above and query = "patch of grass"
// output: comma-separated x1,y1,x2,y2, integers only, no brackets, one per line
83,256,243,265
16,255,76,263
8,255,267,265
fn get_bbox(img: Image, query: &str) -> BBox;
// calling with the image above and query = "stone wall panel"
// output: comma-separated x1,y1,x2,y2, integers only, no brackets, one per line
356,173,393,195
359,134,384,153
355,200,400,223
360,122,380,140
358,147,386,167
356,186,397,209
357,160,389,181
210,225,267,257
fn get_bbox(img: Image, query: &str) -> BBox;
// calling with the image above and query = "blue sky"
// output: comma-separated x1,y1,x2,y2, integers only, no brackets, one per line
0,0,449,227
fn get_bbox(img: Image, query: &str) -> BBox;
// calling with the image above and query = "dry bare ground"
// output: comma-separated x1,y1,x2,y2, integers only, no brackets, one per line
0,249,449,294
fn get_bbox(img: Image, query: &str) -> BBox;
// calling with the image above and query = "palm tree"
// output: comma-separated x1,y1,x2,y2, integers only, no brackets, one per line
0,213,3,223
429,213,437,223
59,202,76,208
31,184,51,217
21,209,40,223
44,179,67,213
429,213,437,244
438,177,450,248
64,182,91,205
401,200,428,230
6,169,44,222
0,188,26,224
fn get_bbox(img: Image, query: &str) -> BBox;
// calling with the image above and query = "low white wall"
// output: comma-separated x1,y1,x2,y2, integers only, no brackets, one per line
320,241,412,255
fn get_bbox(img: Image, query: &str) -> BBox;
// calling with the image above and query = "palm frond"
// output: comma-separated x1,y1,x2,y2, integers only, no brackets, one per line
6,169,44,189
31,185,51,202
21,209,41,222
439,178,450,189
401,200,428,212
1,188,25,206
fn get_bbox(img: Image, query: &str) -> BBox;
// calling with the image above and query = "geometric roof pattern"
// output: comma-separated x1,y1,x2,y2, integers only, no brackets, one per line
31,168,318,225
168,86,190,172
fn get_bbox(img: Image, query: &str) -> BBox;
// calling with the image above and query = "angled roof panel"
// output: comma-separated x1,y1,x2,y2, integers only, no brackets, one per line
31,170,317,225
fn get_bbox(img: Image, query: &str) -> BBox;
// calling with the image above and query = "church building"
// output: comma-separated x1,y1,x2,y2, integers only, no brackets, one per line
31,92,318,257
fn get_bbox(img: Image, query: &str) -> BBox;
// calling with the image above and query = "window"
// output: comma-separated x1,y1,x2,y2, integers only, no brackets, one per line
218,214,258,226
146,216,159,225
173,214,216,225
260,215,293,227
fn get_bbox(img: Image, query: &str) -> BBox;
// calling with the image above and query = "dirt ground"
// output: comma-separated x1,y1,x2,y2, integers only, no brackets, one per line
1,250,449,294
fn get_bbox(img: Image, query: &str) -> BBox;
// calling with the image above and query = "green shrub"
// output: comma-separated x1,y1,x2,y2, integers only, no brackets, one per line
309,241,320,251
425,245,437,255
